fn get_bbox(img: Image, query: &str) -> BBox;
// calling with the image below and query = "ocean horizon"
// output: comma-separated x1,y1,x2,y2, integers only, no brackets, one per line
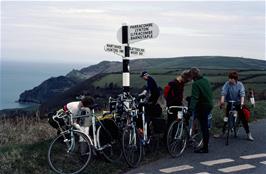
0,60,88,110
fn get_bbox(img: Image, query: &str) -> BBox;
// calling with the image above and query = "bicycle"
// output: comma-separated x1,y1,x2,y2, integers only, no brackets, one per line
122,94,158,168
47,105,122,174
224,100,241,146
166,106,203,158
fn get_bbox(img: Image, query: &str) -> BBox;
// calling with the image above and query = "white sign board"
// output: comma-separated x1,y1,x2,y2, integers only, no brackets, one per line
117,23,159,44
130,47,145,56
104,44,145,57
104,44,124,56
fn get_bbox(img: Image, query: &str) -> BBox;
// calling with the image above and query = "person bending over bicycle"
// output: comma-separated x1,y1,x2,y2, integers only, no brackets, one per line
188,67,213,153
49,96,94,135
220,71,254,141
164,70,192,129
139,71,160,136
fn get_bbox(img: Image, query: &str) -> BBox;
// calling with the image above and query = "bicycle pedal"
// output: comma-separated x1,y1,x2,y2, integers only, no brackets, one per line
63,139,70,143
98,144,111,151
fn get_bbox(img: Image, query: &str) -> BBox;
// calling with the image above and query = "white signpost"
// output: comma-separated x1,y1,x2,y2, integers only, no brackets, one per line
117,23,159,44
104,44,145,57
130,47,145,56
104,44,124,57
105,22,159,93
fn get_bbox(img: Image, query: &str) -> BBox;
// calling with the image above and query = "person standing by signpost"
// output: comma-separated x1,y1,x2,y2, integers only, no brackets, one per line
139,71,160,137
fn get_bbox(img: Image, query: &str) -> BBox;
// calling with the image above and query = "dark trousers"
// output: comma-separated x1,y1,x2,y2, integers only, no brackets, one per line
223,104,250,134
195,108,212,150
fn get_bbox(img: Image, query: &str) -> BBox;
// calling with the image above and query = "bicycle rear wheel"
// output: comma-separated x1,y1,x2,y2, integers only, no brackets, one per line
97,119,122,163
167,120,187,158
48,130,92,174
122,126,143,168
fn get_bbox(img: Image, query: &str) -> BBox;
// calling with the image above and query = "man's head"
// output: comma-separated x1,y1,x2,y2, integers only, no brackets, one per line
228,71,238,84
81,96,94,107
189,67,201,80
180,70,192,83
140,71,149,80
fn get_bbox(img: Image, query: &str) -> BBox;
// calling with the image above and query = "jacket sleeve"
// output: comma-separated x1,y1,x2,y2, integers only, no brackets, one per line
189,83,199,112
221,82,228,96
239,82,245,97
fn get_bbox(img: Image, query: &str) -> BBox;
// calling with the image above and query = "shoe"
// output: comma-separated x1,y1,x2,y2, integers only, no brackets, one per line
213,132,225,138
194,147,208,153
247,133,254,141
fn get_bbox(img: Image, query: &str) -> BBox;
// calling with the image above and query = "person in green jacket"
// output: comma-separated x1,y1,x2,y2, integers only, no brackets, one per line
188,67,213,153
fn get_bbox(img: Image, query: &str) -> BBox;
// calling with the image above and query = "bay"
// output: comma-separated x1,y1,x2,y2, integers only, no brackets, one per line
0,60,87,110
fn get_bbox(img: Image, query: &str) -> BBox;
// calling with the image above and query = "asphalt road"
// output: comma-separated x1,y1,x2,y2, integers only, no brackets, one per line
126,119,266,174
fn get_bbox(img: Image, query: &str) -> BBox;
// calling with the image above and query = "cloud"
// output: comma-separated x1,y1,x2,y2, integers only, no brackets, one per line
1,1,265,63
161,11,240,21
49,7,106,15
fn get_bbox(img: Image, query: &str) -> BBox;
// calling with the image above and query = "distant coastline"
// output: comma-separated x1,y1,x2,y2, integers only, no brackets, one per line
0,60,88,110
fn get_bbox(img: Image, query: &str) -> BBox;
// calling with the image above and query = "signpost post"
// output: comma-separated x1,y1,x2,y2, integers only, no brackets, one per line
105,22,159,94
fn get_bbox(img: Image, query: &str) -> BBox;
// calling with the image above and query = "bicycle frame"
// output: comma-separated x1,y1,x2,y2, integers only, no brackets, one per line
64,108,112,152
139,98,148,143
227,101,238,129
167,106,201,142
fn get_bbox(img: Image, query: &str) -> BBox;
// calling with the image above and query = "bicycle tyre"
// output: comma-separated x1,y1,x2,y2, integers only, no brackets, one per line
97,119,122,163
48,130,92,174
225,113,233,145
234,115,241,138
190,119,203,149
122,126,143,168
167,120,187,158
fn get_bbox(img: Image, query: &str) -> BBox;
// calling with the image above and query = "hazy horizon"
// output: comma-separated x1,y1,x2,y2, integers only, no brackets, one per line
1,1,265,64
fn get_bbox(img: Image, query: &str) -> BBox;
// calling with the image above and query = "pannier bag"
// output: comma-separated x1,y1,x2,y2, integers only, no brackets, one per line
242,105,251,122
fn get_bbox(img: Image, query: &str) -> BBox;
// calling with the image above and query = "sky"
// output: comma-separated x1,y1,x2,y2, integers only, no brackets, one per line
1,0,265,64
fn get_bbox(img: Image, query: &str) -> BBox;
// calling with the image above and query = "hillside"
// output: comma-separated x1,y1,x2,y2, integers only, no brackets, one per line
19,56,266,108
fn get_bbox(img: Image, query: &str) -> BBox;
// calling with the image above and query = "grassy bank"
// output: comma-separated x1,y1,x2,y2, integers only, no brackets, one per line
1,100,265,174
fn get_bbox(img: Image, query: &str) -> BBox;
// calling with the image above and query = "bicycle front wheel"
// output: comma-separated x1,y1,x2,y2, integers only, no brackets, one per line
167,120,187,158
97,119,122,163
48,130,92,174
225,114,234,145
122,126,143,168
234,116,241,138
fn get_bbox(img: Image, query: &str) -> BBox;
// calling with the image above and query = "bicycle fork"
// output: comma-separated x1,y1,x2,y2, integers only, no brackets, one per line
63,129,76,153
175,121,184,140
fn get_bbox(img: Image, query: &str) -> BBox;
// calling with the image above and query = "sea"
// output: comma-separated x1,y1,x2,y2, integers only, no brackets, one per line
0,60,87,110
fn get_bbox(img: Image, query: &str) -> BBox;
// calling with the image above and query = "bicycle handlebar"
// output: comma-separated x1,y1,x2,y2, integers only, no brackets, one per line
227,100,237,103
167,106,188,114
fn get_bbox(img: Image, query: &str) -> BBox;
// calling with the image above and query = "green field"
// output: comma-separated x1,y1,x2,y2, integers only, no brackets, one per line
92,69,266,102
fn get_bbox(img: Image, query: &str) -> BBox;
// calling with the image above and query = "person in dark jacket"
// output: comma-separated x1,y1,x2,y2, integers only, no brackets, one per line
140,71,160,105
165,70,191,128
188,67,213,153
139,71,160,136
